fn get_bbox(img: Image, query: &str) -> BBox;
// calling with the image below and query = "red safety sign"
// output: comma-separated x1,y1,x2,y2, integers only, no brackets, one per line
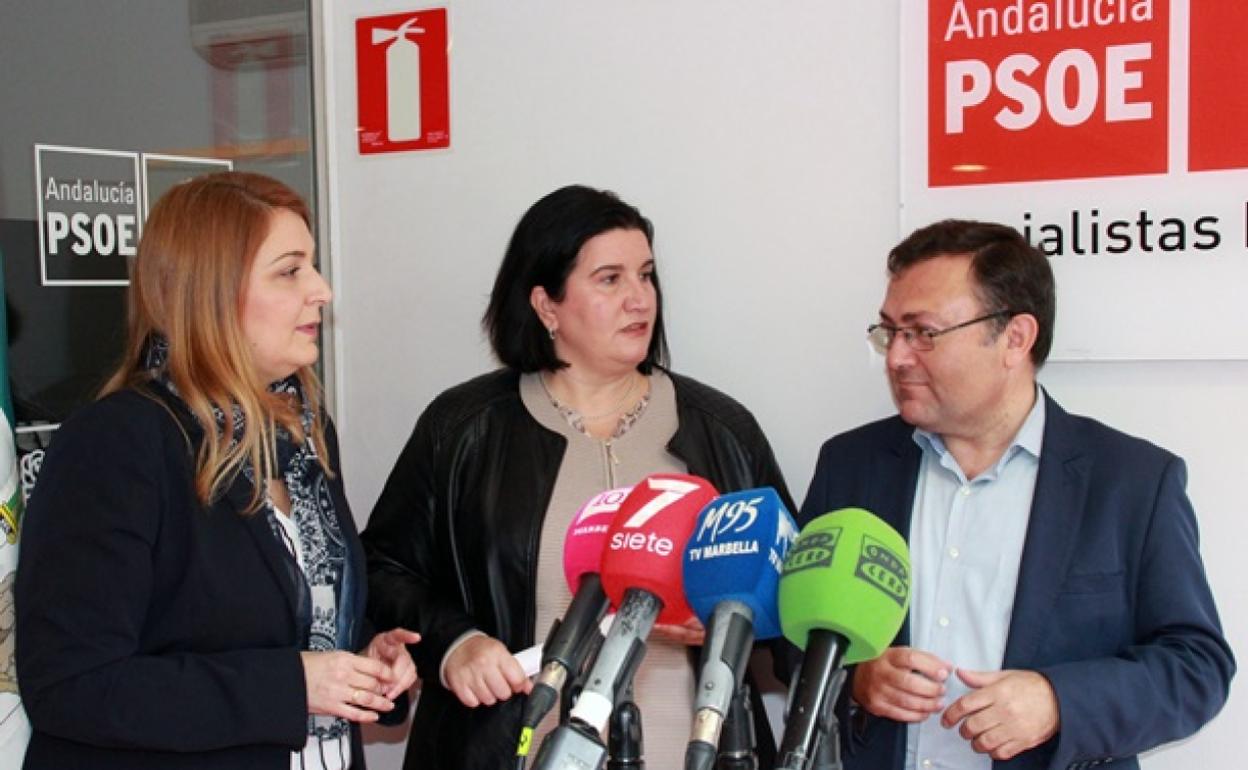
355,8,450,154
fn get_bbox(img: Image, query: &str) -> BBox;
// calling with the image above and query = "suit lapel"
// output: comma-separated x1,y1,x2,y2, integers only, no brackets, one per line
1003,394,1091,669
149,381,303,628
874,422,922,647
227,475,304,625
330,475,368,646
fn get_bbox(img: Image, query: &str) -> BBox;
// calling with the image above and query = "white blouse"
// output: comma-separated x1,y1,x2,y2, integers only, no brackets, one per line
273,508,351,770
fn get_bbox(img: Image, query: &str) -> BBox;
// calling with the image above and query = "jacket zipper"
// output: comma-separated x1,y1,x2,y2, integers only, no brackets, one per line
602,439,618,488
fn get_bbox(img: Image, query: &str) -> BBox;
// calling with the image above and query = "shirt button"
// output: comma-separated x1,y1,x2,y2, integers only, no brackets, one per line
948,546,960,559
922,760,933,769
938,616,950,627
961,486,971,496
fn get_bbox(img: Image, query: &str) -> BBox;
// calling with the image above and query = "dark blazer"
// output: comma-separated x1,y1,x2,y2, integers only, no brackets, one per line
800,392,1234,770
16,386,369,770
363,367,794,770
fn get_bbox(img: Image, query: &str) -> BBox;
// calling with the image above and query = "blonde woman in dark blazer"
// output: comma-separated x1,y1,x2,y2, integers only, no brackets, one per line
16,172,418,770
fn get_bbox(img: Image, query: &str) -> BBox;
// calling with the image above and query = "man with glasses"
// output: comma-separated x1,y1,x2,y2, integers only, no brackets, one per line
799,220,1233,770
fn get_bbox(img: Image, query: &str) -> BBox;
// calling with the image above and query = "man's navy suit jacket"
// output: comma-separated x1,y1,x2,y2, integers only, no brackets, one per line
799,392,1234,770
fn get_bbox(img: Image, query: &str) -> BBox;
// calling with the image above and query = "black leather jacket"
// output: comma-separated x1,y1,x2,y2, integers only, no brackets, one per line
362,368,793,770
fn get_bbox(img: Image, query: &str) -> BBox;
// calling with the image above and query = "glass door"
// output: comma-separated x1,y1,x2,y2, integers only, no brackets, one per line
0,0,320,497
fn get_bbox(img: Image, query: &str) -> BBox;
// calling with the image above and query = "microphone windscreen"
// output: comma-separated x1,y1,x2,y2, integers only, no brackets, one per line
682,487,798,640
563,486,633,593
778,507,911,665
599,473,718,625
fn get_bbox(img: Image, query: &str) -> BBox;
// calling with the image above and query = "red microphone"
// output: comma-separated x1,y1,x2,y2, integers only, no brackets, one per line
571,474,718,732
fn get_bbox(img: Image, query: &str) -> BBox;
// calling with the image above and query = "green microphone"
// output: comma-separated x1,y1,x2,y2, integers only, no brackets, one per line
776,508,911,769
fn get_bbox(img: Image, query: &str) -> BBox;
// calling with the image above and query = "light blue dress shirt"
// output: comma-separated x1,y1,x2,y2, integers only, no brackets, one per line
902,390,1046,770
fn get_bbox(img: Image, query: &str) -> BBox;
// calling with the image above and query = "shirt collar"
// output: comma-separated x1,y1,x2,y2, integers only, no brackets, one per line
913,385,1046,475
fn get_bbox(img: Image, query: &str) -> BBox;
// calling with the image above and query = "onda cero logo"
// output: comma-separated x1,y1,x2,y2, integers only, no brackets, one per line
854,535,910,608
782,527,841,575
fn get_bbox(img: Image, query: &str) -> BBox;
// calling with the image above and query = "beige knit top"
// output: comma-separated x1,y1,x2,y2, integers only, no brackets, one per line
519,370,696,763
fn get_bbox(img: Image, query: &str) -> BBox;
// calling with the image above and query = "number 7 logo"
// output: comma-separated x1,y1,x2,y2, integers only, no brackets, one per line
620,477,702,529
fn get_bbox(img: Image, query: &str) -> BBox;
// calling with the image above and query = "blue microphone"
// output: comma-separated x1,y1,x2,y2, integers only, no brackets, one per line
681,488,798,770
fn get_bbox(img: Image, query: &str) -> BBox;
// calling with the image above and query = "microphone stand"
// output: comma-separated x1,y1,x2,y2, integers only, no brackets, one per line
809,669,846,770
607,682,644,769
716,681,757,770
560,625,603,724
776,632,847,770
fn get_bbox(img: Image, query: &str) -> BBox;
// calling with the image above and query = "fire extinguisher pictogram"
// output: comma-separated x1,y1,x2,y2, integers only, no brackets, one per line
372,17,425,143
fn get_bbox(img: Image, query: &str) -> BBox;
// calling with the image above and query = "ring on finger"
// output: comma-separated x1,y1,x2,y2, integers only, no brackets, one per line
350,688,362,705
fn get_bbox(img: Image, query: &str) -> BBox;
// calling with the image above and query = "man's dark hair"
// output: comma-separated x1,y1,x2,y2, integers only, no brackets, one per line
887,219,1056,366
482,184,669,373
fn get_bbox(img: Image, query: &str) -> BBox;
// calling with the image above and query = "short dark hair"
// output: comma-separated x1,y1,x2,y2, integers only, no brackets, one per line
483,184,669,373
887,219,1056,366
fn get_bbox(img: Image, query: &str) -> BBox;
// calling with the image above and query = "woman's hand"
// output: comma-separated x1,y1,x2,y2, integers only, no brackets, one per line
443,634,532,708
300,650,396,723
362,628,422,699
651,615,706,646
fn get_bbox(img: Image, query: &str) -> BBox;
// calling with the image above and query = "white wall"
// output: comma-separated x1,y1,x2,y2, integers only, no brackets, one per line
322,3,1242,768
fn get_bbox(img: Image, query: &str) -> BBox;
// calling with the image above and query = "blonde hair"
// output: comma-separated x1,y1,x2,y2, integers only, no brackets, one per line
102,171,330,511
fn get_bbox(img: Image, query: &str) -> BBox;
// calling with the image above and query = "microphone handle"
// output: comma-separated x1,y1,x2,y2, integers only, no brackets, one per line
809,669,846,770
561,617,607,723
776,630,848,770
687,604,755,770
716,681,757,770
530,720,607,770
547,574,610,670
521,575,611,747
607,683,644,769
572,588,661,733
809,719,843,770
696,602,755,714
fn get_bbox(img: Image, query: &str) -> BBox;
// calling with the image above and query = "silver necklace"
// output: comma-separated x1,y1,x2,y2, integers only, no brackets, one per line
540,372,639,420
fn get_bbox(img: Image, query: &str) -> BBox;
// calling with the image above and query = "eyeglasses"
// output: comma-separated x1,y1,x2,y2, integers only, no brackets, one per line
867,311,1011,355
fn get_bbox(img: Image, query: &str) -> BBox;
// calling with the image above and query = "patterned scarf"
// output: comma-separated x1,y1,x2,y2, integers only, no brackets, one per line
145,336,355,746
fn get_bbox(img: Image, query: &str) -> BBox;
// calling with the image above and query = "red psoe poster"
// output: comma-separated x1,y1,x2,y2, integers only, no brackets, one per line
902,1,1248,360
355,8,450,154
1188,2,1248,172
928,0,1169,186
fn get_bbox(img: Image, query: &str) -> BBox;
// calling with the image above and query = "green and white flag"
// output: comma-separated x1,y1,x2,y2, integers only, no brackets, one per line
0,254,31,768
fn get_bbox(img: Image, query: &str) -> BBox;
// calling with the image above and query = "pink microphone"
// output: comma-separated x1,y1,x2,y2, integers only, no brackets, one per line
516,486,633,759
563,486,632,597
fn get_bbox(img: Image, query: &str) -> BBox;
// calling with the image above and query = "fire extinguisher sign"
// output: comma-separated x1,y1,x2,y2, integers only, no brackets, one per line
355,8,450,154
